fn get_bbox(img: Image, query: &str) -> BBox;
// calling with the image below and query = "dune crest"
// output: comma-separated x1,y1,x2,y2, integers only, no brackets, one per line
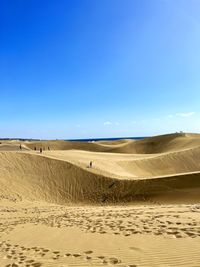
1,133,200,267
0,133,200,204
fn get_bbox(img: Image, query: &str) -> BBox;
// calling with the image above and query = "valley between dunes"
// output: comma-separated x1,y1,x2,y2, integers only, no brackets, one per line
0,133,200,266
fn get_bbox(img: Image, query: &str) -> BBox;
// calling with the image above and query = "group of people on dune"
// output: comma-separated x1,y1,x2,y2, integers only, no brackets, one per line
19,144,50,153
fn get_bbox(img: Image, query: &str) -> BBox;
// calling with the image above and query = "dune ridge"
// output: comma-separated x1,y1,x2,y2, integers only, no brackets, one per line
16,132,200,154
0,133,200,204
119,145,200,177
1,132,200,154
1,133,200,267
1,142,200,204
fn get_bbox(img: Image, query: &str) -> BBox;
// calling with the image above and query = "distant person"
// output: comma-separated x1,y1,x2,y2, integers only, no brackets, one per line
89,161,93,168
34,147,36,151
40,148,42,153
48,146,50,151
19,144,22,150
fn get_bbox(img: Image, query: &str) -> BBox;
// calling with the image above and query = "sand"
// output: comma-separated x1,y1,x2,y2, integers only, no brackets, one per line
0,133,200,266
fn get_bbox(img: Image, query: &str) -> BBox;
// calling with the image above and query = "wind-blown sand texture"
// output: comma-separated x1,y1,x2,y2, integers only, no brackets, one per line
0,133,200,266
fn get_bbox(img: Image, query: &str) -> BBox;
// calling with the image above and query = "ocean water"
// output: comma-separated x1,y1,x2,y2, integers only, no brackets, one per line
0,136,147,142
66,136,147,142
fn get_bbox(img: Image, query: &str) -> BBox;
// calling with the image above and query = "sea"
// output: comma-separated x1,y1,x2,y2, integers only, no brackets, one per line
66,136,147,142
0,136,147,142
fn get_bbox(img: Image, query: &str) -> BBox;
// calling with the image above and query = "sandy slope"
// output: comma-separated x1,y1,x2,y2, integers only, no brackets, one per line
1,133,200,266
2,132,200,153
0,149,200,204
0,143,29,151
1,133,200,204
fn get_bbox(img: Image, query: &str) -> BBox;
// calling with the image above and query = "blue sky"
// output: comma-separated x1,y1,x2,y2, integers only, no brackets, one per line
1,0,200,139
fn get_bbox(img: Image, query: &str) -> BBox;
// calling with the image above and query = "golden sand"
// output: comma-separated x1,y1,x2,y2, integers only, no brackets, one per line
0,133,200,266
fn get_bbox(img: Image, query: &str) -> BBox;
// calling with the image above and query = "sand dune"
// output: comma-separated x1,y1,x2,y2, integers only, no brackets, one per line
0,133,200,202
1,133,200,204
96,139,131,145
24,140,111,152
0,143,29,151
20,132,200,155
1,133,200,266
119,146,200,177
104,133,200,154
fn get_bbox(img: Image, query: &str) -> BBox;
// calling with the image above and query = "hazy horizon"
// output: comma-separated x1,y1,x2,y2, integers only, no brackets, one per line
1,0,200,139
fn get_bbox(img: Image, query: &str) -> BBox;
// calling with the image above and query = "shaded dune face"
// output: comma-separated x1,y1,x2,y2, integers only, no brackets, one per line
1,133,200,204
0,154,200,204
0,152,111,204
0,152,157,204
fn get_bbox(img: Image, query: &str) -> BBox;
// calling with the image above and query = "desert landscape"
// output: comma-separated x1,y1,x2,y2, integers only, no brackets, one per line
2,0,199,265
0,133,200,267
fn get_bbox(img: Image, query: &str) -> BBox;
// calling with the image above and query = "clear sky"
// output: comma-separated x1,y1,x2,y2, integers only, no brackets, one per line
1,0,200,139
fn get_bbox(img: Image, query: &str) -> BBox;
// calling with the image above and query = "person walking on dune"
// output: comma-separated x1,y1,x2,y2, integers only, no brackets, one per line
40,148,42,153
19,144,22,150
89,161,93,168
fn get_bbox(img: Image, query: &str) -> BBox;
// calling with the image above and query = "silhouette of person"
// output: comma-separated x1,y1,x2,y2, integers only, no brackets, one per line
34,147,36,151
19,144,22,150
89,161,93,168
40,148,42,153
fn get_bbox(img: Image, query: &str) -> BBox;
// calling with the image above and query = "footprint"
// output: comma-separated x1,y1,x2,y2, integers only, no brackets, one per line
73,253,81,257
26,260,36,263
98,256,105,259
129,247,142,251
84,250,93,254
65,253,71,257
109,257,121,264
32,263,43,267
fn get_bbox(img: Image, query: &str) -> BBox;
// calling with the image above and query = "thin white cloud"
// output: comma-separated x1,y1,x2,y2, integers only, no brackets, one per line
167,114,174,118
103,121,119,126
103,121,112,126
176,112,195,118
